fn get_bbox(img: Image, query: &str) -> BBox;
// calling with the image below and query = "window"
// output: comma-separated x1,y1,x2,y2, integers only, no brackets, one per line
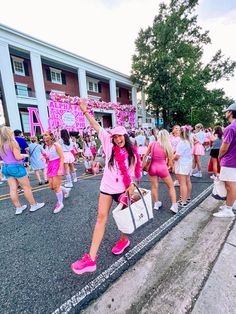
128,90,132,100
12,57,25,76
87,78,99,93
15,84,28,97
20,112,30,133
116,87,120,98
88,81,98,93
50,68,62,84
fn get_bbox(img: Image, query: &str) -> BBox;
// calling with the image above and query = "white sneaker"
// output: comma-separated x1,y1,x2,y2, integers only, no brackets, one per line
30,202,45,212
170,203,178,213
193,172,202,178
63,188,71,199
210,175,217,180
15,205,27,215
65,182,73,188
213,207,235,218
73,177,78,183
173,180,180,187
154,201,162,210
53,202,64,214
233,201,236,210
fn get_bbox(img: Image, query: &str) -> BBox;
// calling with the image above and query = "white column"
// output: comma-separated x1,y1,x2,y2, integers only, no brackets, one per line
30,51,48,129
109,79,117,103
132,86,138,127
78,68,88,98
141,88,146,124
0,41,21,129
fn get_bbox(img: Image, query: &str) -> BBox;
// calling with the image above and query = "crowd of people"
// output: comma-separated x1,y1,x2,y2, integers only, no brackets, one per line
0,100,236,275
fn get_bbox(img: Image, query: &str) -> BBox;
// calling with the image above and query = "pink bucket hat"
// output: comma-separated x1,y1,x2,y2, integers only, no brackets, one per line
109,126,128,137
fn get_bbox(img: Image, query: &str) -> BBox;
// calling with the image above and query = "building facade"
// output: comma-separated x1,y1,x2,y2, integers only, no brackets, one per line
0,24,148,133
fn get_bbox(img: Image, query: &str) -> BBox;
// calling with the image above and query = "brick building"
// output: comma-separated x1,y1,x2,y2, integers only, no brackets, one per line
0,24,147,132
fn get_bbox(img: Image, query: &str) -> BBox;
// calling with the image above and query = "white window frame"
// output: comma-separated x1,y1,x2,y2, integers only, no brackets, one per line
15,83,28,97
50,67,62,84
12,56,25,76
51,90,65,95
86,77,99,93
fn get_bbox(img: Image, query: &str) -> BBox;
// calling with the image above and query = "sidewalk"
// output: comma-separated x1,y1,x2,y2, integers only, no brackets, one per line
81,195,236,314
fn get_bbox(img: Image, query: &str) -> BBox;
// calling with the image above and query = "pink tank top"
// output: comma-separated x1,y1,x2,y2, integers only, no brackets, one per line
151,142,167,163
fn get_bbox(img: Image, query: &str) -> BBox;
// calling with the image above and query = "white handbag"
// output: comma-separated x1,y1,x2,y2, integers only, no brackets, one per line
112,184,153,234
212,179,227,200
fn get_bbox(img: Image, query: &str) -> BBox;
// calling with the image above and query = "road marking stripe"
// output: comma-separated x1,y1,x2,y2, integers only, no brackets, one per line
51,184,213,314
0,174,101,202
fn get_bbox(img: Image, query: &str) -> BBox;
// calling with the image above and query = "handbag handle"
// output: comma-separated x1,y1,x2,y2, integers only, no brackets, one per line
127,182,150,231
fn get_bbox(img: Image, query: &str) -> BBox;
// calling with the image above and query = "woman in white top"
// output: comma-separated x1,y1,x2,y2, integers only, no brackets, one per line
173,126,193,207
59,129,77,188
192,123,205,177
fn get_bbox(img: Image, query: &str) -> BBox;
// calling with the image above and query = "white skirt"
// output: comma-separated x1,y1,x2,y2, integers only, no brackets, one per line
219,166,236,182
63,151,75,164
175,161,192,175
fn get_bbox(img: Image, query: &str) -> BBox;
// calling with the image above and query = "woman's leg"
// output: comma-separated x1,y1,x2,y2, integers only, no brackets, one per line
17,176,36,205
162,175,177,203
42,168,48,182
34,170,41,183
69,163,77,182
89,193,113,259
149,175,159,203
196,155,202,172
178,175,188,203
186,175,192,200
7,177,22,208
212,158,218,177
192,155,197,171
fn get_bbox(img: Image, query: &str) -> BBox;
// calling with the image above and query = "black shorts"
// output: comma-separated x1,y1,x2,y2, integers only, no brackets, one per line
210,149,220,158
100,191,125,203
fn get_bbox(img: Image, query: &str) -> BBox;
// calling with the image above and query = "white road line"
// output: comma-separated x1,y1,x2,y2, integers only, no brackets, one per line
52,184,213,314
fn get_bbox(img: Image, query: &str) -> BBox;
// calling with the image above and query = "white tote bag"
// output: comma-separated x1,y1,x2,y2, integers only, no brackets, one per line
112,184,153,234
212,179,227,200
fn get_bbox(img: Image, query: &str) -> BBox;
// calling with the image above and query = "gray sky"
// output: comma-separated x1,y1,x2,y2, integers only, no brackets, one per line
1,0,236,99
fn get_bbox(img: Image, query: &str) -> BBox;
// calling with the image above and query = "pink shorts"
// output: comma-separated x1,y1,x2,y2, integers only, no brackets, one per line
193,143,205,156
149,161,169,178
63,151,75,164
47,159,64,178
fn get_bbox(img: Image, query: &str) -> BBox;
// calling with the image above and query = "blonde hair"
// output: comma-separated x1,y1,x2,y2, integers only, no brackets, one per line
195,123,203,130
158,129,173,160
180,126,192,147
0,126,19,155
43,130,55,143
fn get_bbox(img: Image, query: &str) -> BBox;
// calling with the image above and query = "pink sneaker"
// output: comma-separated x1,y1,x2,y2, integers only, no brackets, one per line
112,238,130,255
71,254,97,275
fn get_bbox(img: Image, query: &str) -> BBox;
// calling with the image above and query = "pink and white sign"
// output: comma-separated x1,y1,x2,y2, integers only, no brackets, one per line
47,100,86,131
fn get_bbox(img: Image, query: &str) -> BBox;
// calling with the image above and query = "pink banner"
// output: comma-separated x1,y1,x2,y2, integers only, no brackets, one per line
47,100,86,131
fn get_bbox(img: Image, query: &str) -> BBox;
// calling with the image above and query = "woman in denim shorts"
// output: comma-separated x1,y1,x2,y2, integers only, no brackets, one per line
0,126,45,215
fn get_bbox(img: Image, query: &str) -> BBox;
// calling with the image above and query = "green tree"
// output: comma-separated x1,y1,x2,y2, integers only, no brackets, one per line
131,0,236,129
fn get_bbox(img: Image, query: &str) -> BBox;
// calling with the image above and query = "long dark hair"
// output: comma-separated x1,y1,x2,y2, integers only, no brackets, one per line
60,129,70,146
214,126,223,140
108,134,135,168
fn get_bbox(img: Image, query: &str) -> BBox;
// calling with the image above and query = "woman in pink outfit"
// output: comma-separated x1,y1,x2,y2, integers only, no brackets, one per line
71,100,142,275
143,130,178,213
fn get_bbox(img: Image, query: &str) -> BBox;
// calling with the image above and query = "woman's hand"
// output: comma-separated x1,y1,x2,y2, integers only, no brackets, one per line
126,183,135,197
79,99,88,113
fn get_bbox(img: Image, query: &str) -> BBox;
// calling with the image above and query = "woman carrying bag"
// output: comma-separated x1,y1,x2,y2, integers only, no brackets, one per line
71,100,141,275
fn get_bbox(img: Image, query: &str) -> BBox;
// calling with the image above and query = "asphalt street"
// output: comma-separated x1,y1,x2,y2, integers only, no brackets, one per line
0,155,213,314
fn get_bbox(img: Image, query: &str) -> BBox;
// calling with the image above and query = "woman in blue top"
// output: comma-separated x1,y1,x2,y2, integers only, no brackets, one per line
29,136,48,185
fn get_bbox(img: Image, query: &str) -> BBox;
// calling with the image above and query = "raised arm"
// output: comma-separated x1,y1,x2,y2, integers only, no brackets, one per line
79,99,101,133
